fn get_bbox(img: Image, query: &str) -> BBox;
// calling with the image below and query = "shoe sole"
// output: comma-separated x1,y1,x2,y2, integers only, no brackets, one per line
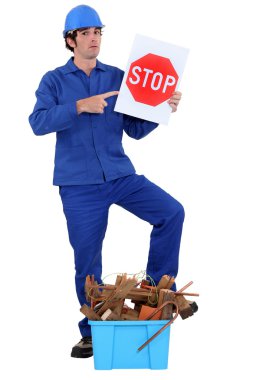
71,349,93,359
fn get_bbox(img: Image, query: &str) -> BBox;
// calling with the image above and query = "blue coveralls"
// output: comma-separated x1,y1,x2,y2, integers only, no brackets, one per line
29,58,185,337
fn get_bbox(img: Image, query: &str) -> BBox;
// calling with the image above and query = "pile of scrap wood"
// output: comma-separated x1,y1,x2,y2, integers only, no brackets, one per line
81,273,199,322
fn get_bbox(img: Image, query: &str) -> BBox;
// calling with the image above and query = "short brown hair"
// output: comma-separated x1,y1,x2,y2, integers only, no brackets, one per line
65,30,78,52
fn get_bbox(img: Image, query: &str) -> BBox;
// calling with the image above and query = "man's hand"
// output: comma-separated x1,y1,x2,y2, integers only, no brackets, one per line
76,91,119,115
167,91,182,113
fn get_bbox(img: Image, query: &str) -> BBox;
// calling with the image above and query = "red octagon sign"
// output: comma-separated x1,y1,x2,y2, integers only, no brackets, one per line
126,53,178,107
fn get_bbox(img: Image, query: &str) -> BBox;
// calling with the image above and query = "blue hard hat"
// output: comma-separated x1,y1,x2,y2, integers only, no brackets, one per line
63,5,104,37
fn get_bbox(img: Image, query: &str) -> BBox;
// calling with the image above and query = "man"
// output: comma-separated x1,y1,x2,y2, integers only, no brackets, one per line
29,4,184,359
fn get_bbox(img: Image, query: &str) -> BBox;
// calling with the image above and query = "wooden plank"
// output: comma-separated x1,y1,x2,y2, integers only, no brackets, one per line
80,304,102,320
167,276,175,289
97,277,138,316
156,275,175,291
112,278,138,301
112,275,124,316
129,290,152,302
176,295,194,319
158,289,175,320
85,275,92,302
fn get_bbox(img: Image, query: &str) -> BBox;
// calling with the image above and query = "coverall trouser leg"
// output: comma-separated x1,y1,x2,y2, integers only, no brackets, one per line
59,174,184,337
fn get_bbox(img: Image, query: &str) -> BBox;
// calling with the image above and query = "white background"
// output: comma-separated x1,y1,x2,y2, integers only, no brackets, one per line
0,0,252,379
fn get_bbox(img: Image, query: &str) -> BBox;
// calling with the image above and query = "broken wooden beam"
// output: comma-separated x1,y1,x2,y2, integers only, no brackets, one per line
157,275,175,291
175,295,194,319
80,304,102,320
97,277,138,316
157,289,175,320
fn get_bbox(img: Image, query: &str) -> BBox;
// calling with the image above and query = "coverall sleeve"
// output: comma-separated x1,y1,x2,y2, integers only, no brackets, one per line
122,114,159,140
29,73,79,136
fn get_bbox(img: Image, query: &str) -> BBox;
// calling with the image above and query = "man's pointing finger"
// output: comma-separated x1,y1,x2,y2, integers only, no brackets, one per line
102,91,119,99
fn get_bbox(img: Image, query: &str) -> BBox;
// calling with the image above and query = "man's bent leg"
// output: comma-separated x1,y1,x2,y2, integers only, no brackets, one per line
115,175,184,289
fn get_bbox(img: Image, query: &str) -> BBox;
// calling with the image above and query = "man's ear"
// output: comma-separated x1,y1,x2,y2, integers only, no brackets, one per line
66,37,76,49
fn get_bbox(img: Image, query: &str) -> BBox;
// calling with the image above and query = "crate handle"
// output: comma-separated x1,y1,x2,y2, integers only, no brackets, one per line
138,301,179,352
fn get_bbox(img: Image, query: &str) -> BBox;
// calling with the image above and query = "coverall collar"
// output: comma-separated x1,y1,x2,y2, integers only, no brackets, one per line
61,57,106,74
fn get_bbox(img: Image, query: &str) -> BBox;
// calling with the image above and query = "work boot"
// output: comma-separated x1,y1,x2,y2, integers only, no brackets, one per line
71,336,93,358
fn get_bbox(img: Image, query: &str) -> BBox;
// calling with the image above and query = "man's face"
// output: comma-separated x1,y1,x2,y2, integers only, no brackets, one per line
69,27,102,60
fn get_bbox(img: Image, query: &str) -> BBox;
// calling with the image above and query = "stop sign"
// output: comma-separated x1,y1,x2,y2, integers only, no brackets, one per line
126,53,178,107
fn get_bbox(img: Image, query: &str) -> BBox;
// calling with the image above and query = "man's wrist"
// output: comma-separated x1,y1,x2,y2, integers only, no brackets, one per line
76,99,85,115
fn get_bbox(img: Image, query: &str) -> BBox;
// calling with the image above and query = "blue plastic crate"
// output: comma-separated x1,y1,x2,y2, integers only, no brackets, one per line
89,320,171,370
